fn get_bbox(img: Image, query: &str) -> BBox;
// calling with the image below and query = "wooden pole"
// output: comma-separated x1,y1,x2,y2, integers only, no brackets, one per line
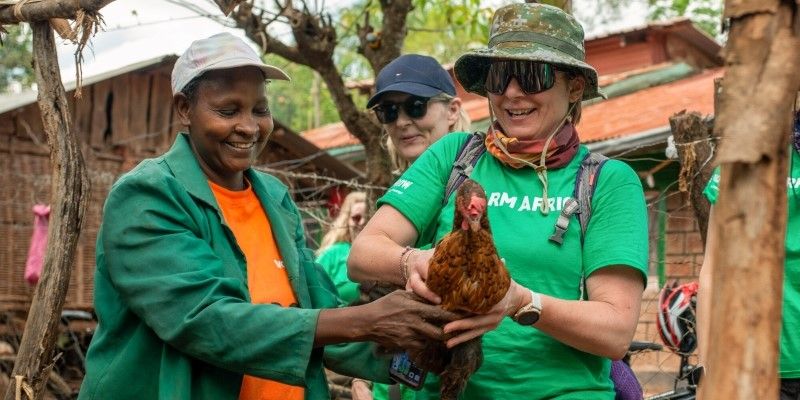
669,111,715,243
700,1,800,399
2,21,89,400
0,0,113,24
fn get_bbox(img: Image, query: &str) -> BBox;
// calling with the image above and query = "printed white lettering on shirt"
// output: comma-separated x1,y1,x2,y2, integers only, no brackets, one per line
394,179,414,190
487,192,570,212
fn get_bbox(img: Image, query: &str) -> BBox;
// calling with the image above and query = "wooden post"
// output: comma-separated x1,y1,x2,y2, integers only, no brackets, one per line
669,111,715,243
2,22,89,400
700,1,800,399
0,0,113,24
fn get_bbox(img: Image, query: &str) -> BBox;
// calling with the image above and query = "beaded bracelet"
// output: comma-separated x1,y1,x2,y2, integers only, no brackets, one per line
399,246,415,284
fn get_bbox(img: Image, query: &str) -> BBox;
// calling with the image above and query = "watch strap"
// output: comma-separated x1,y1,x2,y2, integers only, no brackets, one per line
513,289,542,323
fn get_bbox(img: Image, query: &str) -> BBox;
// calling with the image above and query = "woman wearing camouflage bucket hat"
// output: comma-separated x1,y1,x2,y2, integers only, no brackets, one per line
350,3,647,399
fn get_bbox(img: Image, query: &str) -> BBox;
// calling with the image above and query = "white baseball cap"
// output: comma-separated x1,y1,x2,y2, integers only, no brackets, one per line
171,32,290,94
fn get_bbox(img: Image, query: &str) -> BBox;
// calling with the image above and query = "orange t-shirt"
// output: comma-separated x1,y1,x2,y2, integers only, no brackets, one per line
209,180,304,400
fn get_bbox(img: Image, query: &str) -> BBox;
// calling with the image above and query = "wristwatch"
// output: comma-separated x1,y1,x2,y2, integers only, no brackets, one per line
512,289,542,325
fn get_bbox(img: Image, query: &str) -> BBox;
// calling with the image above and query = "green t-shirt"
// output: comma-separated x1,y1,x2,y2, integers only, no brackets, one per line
315,242,360,304
378,133,649,399
703,149,800,379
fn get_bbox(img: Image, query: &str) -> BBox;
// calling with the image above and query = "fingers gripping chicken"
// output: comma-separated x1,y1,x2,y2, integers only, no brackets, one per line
414,178,511,399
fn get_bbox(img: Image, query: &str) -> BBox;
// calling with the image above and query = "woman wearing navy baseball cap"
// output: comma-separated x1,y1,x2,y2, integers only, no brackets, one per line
367,54,471,173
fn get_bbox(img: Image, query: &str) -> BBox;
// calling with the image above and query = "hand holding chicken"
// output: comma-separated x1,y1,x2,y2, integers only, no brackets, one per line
408,178,514,399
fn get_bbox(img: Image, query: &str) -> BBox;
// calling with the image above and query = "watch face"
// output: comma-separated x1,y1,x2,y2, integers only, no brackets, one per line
517,310,540,325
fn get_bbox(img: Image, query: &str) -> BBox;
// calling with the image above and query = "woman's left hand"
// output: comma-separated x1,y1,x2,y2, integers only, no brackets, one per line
404,248,440,303
441,281,524,348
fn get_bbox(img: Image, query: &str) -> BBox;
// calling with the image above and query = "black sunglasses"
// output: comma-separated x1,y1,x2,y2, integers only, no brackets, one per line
485,61,556,95
372,96,432,124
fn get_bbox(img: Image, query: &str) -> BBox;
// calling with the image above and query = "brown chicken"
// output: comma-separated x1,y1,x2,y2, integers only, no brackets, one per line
411,178,511,399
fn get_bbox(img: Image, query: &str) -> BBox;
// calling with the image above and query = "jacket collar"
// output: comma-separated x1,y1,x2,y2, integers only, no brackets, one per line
163,133,219,208
162,133,307,305
162,133,291,208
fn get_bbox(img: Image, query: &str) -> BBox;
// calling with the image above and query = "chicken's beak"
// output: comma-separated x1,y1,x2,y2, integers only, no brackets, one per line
468,217,481,232
465,196,486,232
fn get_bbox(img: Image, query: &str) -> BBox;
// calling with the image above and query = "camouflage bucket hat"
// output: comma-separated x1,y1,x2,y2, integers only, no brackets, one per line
454,3,601,100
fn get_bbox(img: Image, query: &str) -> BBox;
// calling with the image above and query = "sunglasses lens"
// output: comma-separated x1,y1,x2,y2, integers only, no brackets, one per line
374,96,430,123
374,104,399,124
485,61,556,95
518,62,555,94
403,97,429,119
485,62,510,95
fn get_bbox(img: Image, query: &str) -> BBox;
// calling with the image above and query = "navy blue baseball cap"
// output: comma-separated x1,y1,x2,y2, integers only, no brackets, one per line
366,54,457,109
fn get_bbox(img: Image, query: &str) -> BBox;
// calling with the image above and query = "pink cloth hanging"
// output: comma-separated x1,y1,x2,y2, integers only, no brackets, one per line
25,204,51,285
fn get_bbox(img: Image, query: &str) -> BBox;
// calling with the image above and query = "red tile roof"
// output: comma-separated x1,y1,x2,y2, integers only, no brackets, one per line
302,121,360,150
579,67,723,142
303,67,724,149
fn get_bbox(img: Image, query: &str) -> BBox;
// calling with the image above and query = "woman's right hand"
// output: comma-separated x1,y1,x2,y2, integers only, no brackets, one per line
363,290,458,352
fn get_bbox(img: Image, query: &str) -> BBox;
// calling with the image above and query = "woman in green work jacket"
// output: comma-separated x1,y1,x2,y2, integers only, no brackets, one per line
78,33,455,400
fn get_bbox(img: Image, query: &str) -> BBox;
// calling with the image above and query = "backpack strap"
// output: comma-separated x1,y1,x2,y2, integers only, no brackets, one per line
442,131,487,205
549,151,609,301
549,152,609,244
421,132,486,247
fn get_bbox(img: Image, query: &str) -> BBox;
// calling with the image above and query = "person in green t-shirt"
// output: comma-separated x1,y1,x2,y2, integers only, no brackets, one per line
698,110,800,399
368,53,471,177
349,3,649,399
316,191,368,304
358,53,473,400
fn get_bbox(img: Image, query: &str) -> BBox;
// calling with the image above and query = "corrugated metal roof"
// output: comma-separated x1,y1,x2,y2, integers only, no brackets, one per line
0,55,177,115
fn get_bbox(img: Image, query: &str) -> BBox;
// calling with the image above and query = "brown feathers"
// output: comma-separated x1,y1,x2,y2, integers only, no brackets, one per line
413,179,511,399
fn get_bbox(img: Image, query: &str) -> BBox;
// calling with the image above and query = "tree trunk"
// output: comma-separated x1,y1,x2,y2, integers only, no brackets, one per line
229,0,412,202
700,1,800,399
0,0,113,24
669,111,716,243
3,22,89,400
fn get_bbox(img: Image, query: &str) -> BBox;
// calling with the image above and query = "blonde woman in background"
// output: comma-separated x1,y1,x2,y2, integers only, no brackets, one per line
363,54,471,400
316,191,367,304
368,54,471,175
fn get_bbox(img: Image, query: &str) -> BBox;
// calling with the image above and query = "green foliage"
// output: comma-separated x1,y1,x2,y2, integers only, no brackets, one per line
647,0,723,38
404,0,494,62
264,54,368,131
0,25,35,93
270,0,494,131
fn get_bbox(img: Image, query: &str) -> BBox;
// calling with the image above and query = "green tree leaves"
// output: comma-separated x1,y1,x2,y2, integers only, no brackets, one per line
0,25,35,93
647,0,723,37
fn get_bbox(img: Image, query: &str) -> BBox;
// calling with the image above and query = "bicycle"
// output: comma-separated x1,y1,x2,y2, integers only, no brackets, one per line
626,281,703,400
0,309,95,399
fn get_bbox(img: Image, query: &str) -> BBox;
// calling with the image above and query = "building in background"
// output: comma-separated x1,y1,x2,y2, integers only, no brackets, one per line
0,55,360,312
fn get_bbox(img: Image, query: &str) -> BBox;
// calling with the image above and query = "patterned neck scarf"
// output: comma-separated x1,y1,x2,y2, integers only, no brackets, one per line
484,121,580,169
484,120,580,215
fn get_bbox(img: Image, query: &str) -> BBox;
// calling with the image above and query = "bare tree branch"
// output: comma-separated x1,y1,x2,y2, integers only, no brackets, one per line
226,0,413,192
356,0,413,73
0,0,114,24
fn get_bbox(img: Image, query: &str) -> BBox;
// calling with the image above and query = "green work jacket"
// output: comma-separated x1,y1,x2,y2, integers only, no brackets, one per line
78,133,390,400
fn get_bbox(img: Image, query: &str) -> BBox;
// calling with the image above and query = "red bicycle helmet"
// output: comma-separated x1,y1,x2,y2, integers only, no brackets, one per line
656,281,699,354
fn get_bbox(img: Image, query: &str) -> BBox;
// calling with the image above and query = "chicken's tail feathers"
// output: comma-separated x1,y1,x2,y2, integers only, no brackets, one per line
439,336,483,400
